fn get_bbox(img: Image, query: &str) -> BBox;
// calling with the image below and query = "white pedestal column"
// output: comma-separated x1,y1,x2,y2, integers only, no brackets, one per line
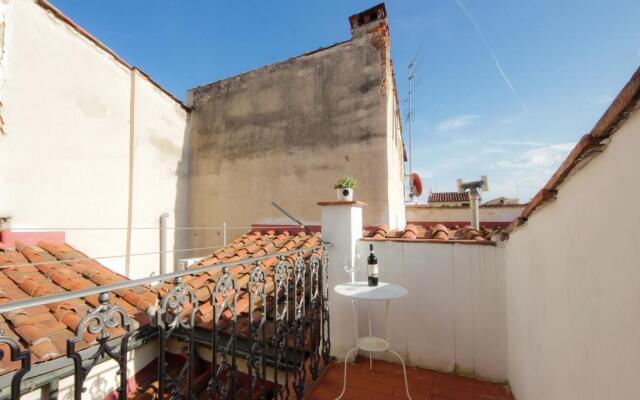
319,200,366,361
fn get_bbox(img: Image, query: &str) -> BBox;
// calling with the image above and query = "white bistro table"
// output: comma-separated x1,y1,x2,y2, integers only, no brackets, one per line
333,281,412,399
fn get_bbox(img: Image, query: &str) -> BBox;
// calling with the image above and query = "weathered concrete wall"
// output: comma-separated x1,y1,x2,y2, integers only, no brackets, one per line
0,0,189,278
407,204,524,226
504,107,640,399
188,18,404,248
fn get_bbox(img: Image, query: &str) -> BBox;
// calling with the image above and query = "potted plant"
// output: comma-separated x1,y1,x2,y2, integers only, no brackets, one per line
335,176,357,201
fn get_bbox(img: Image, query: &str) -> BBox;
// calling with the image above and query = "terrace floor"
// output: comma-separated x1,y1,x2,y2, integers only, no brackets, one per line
306,357,514,400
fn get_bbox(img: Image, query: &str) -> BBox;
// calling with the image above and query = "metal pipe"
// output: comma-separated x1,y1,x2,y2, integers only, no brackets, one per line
469,189,480,230
222,221,227,246
159,213,169,275
0,243,331,314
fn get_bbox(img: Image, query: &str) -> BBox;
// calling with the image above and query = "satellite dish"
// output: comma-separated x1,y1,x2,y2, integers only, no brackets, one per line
410,173,423,198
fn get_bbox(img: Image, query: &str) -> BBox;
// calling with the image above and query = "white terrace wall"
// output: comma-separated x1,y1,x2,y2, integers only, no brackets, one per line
351,240,507,382
504,108,640,399
0,0,189,278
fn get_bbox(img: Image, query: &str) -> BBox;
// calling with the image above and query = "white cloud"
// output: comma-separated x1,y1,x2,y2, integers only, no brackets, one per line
481,147,510,155
489,140,546,146
437,114,478,131
485,142,575,201
490,143,574,170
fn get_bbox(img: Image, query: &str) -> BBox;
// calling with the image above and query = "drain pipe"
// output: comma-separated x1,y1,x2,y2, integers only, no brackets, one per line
159,213,169,275
222,222,227,246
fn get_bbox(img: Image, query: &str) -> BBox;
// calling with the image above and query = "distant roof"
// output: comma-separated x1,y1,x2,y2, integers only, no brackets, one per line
428,192,470,203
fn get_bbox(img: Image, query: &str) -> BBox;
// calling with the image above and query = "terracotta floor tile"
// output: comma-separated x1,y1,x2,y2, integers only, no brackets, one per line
305,358,514,400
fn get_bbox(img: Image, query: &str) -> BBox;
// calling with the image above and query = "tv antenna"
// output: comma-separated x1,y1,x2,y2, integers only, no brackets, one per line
405,45,425,202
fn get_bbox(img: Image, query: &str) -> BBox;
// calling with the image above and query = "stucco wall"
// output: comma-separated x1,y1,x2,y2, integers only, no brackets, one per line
0,1,189,278
407,205,524,225
188,23,404,249
504,109,640,399
343,240,507,382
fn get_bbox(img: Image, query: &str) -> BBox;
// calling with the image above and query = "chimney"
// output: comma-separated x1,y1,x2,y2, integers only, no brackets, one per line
348,3,388,37
456,176,489,230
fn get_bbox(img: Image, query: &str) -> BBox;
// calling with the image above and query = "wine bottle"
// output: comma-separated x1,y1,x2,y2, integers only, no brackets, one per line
367,244,378,287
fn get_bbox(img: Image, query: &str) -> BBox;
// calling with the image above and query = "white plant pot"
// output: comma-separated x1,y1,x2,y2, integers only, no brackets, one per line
336,188,354,201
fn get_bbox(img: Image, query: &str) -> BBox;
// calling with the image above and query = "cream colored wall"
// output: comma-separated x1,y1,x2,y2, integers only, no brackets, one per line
128,73,190,278
407,205,524,224
504,109,640,399
385,72,406,230
0,1,188,278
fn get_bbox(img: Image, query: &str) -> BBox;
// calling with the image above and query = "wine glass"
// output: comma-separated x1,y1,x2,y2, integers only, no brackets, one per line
343,254,361,286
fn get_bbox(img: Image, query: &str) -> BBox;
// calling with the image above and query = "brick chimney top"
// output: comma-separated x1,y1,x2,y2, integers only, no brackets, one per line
348,3,387,31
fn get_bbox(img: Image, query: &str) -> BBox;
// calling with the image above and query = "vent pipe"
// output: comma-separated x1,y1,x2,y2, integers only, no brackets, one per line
456,176,489,230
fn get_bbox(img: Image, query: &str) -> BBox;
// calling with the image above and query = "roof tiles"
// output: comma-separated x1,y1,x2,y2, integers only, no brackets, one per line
0,230,324,375
428,192,470,203
0,242,155,372
363,224,499,244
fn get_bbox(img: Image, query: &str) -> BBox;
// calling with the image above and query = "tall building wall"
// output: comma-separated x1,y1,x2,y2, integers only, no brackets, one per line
188,4,405,247
0,0,190,278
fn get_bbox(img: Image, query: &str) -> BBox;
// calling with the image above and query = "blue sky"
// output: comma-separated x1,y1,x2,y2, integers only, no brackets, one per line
51,0,640,202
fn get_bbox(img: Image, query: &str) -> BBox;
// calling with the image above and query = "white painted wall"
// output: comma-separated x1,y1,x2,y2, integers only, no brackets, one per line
335,240,508,382
504,109,640,399
407,205,524,224
0,1,188,278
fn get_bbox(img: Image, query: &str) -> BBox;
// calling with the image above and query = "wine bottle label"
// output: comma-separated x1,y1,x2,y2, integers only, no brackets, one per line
368,263,378,277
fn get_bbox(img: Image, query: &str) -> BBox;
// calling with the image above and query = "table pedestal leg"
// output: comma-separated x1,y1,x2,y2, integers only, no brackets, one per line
388,349,412,400
334,347,359,400
368,301,373,370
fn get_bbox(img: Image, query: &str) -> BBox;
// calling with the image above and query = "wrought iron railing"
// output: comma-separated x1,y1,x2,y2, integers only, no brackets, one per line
0,244,331,400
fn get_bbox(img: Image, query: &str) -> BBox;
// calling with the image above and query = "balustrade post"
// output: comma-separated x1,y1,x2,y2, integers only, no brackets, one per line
67,292,132,400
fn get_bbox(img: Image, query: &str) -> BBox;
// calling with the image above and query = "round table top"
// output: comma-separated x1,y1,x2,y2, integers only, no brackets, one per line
334,282,408,301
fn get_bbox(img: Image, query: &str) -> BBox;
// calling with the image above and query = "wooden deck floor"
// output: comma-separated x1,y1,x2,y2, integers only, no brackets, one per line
305,357,514,400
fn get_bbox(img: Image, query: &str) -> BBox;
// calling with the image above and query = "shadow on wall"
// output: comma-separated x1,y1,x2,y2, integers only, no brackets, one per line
173,116,191,268
59,362,130,400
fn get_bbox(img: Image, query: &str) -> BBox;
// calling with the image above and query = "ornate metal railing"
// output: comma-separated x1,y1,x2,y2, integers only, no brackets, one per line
0,244,331,400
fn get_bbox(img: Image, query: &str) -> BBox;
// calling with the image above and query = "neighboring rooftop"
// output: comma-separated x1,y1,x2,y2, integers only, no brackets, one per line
0,242,155,371
0,230,323,374
428,192,470,204
154,229,322,331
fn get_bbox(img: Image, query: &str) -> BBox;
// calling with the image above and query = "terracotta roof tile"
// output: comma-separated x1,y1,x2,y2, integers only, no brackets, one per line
428,192,470,203
363,223,499,244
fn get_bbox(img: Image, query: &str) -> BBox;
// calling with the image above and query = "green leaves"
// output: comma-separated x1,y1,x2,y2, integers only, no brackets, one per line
334,176,357,189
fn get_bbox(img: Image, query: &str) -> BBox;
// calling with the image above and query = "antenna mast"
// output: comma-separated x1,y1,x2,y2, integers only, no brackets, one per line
408,60,413,179
405,45,423,202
